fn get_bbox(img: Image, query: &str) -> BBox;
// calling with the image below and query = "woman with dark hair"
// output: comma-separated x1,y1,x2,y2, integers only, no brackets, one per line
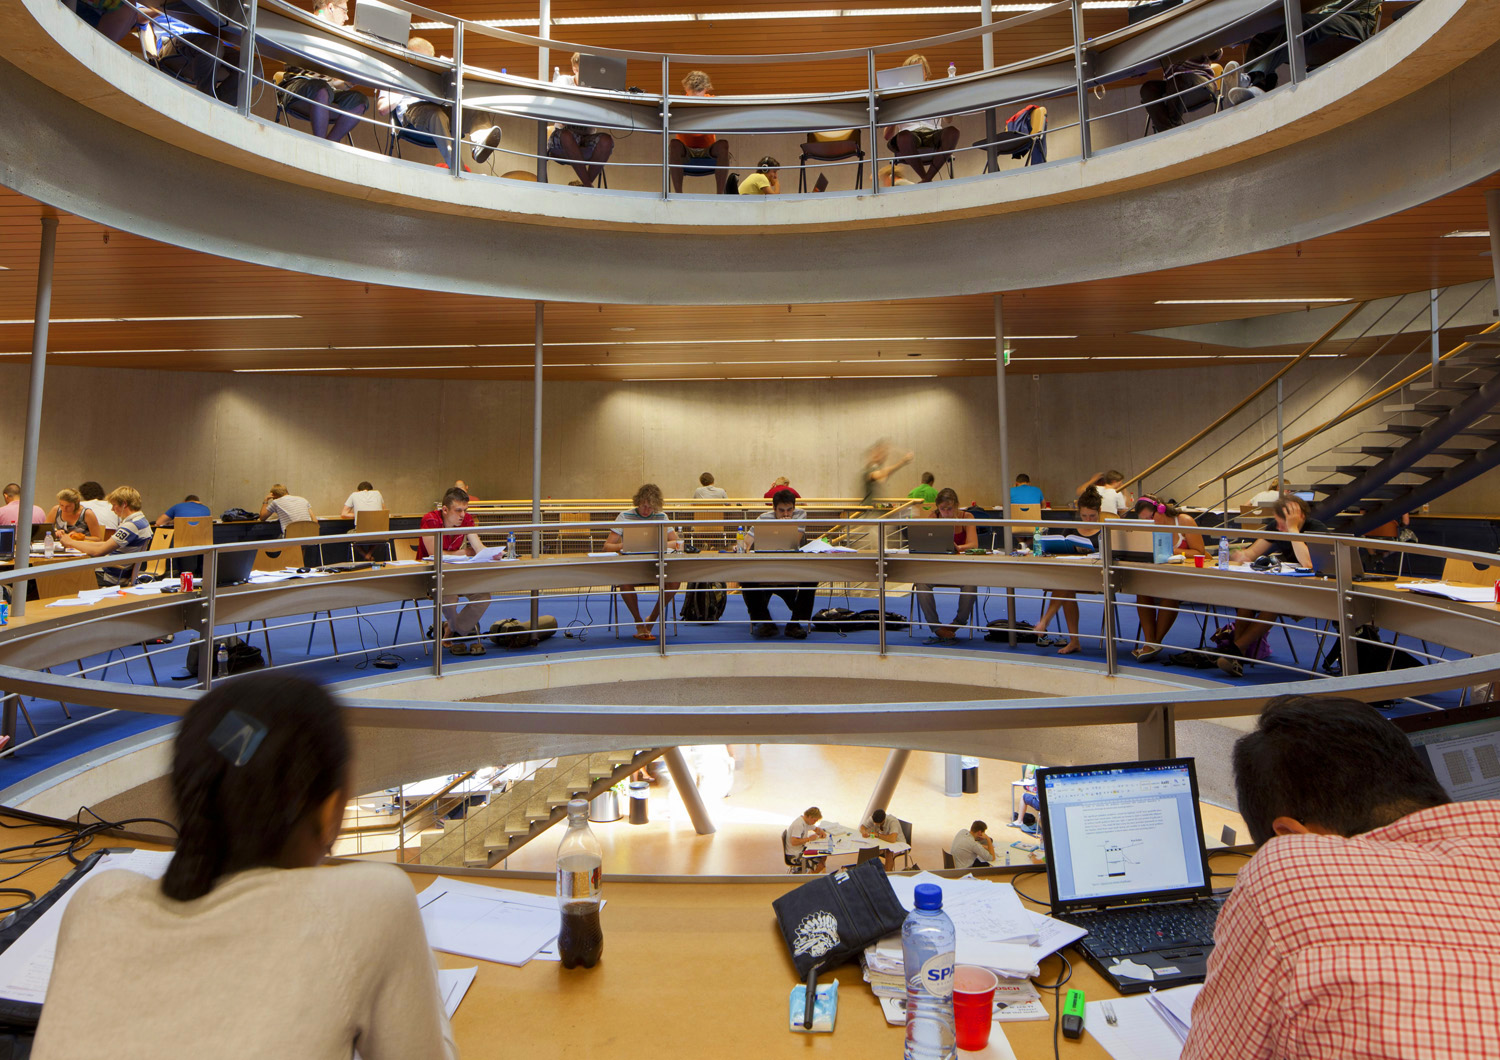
1030,487,1103,655
913,487,979,645
34,674,456,1059
1128,496,1206,662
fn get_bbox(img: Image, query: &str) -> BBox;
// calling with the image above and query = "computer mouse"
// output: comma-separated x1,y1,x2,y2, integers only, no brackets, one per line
297,567,311,574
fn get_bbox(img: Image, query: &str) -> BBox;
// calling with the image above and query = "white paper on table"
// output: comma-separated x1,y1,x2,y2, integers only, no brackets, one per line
1086,994,1187,1060
121,583,174,596
587,552,619,558
1408,582,1497,603
1028,911,1087,955
44,597,95,608
438,966,477,1018
888,872,1037,945
246,570,300,583
798,539,858,553
383,559,424,566
1147,983,1201,1042
445,546,507,564
0,849,174,1004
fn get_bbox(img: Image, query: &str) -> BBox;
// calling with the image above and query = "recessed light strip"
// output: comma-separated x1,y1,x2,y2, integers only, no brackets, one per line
1153,299,1350,305
414,2,1131,30
1443,230,1490,238
0,314,302,325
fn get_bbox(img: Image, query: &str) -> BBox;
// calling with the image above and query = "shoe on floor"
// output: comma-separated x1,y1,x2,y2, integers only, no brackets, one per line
784,622,808,639
1226,85,1264,106
1217,655,1243,678
467,639,486,656
752,622,779,639
447,640,471,656
470,125,503,164
923,636,960,647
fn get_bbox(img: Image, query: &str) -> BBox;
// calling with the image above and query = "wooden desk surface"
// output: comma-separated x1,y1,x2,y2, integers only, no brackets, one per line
5,818,1244,1059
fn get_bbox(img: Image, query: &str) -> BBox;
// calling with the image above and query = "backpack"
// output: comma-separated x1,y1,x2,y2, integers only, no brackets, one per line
984,621,1039,644
848,610,910,632
681,582,727,622
181,636,264,677
812,607,859,634
221,508,257,522
489,616,559,649
1321,624,1425,677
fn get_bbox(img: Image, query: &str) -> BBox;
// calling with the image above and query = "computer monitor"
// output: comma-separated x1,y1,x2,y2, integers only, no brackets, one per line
1393,702,1500,801
0,527,12,558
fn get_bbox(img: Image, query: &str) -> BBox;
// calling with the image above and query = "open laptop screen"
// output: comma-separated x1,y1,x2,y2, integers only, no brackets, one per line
1394,703,1500,802
1037,758,1211,911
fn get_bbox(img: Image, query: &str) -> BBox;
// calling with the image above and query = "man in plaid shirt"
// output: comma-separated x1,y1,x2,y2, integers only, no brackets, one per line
1183,695,1500,1060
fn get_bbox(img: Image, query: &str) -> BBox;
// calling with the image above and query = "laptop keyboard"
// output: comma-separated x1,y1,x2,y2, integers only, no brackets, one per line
1063,900,1222,958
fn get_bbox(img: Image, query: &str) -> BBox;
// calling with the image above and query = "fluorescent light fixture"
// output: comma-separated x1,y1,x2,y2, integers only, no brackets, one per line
416,3,1126,31
1154,298,1350,305
1443,230,1490,238
0,314,301,325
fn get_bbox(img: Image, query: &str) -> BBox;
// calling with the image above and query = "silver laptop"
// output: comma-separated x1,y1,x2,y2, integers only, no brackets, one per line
906,523,955,555
354,0,412,45
618,522,670,554
577,53,628,92
1395,702,1500,801
876,64,925,89
1109,525,1174,564
749,522,802,552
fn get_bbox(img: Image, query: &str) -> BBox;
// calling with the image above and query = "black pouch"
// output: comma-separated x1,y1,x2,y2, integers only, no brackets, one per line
850,609,910,632
812,607,858,634
771,859,907,1027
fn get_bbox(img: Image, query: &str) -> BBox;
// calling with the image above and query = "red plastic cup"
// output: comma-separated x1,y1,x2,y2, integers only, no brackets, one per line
1194,555,1205,568
953,964,999,1051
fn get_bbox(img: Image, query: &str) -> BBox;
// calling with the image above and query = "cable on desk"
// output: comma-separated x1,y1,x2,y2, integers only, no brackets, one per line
1031,951,1073,1060
1010,870,1053,911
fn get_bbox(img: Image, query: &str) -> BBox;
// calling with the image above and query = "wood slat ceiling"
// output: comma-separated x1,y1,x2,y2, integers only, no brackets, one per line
0,173,1495,380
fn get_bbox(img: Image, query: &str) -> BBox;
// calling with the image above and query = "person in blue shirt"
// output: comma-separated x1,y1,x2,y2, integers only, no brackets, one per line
1008,474,1044,506
156,494,212,528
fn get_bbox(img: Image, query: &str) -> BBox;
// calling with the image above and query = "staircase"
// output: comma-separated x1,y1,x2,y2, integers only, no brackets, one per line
1306,339,1500,534
417,748,664,869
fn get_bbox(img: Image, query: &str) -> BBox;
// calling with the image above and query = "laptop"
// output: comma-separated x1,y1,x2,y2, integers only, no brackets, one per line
0,527,12,559
1303,541,1398,581
1035,758,1221,995
876,64,925,89
216,548,257,587
749,521,803,552
1109,525,1174,564
577,53,628,92
353,0,412,45
907,523,956,555
618,522,671,554
1394,702,1500,801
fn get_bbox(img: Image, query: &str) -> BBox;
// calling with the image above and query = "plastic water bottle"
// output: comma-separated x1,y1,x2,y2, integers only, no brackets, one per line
947,61,957,78
557,797,604,969
1218,535,1230,569
553,65,560,81
736,527,745,551
43,532,55,559
1032,528,1043,557
215,643,229,678
506,530,516,559
902,883,956,1060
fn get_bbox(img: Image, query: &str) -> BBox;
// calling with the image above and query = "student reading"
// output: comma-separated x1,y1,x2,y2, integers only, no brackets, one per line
33,674,457,1059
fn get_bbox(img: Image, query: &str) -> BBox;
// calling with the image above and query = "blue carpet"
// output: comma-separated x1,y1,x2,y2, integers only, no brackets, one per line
0,586,1468,788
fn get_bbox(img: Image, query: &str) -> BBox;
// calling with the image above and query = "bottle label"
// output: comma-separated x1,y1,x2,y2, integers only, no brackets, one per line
559,864,601,899
915,952,955,998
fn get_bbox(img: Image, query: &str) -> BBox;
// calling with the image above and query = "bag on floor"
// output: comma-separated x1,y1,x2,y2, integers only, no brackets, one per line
489,616,558,649
849,609,910,632
984,621,1039,644
1321,624,1425,677
1211,624,1272,661
183,636,264,676
1164,650,1220,669
812,607,859,634
681,582,727,622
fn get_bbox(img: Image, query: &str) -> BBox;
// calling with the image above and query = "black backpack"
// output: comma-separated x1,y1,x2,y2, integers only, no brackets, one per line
1321,624,1425,677
681,582,727,622
180,636,264,678
984,621,1038,644
812,607,859,634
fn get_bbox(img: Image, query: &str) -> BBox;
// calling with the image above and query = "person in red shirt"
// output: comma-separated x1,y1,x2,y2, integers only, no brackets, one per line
762,477,800,504
416,487,491,655
1183,694,1498,1060
668,70,729,193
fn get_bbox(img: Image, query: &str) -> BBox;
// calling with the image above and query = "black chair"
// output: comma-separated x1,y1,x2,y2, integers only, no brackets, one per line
781,829,803,873
942,849,956,870
798,130,865,191
895,818,916,870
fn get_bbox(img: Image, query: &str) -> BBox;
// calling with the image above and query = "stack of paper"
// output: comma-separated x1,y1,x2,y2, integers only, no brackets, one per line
1147,984,1199,1042
1085,984,1201,1060
416,876,584,967
872,977,1046,1024
799,539,857,553
1408,582,1497,603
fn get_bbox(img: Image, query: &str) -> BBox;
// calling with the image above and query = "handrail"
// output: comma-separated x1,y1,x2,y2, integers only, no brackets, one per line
1123,300,1368,491
339,768,480,835
1201,320,1500,488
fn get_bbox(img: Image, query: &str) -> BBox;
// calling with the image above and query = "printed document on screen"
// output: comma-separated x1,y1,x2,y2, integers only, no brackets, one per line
1062,798,1188,895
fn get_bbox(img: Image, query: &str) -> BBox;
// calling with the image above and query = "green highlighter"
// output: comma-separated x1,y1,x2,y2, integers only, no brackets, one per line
1061,989,1086,1040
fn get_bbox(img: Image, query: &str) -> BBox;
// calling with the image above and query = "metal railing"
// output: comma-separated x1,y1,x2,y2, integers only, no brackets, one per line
61,0,1408,198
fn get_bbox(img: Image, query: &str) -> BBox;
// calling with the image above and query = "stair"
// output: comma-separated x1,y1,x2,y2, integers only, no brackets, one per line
416,749,665,869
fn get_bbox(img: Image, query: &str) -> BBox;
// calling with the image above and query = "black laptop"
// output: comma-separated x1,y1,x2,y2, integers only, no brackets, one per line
216,548,257,586
1394,701,1500,801
1035,758,1222,995
577,54,628,92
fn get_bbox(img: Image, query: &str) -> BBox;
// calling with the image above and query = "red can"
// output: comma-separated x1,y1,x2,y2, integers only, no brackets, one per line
181,572,194,593
1494,580,1499,605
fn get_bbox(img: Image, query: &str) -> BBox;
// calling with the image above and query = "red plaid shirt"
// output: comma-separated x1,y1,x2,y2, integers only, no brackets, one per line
1183,801,1500,1060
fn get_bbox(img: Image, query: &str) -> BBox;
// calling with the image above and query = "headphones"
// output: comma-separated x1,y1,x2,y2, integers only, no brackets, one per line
1138,495,1168,516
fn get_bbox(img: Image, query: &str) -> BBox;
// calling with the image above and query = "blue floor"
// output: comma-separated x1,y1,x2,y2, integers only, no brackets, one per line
0,586,1467,789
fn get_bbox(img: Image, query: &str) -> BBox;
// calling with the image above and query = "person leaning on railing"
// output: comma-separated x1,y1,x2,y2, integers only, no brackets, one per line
32,674,458,1060
669,70,730,194
878,54,960,184
1214,493,1329,677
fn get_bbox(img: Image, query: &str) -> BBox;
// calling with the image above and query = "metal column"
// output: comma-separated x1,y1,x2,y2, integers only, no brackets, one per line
531,302,543,627
13,216,58,620
944,754,963,797
1275,378,1285,492
1070,0,1091,159
1489,192,1500,295
995,296,1016,640
1430,289,1441,374
863,750,911,821
535,0,551,181
980,0,998,172
662,747,716,834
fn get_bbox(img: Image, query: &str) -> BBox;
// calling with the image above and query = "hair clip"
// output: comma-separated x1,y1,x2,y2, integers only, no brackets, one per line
209,709,267,768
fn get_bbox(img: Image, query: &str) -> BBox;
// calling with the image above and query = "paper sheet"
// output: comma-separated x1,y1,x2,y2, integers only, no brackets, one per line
438,966,477,1017
444,546,507,564
799,539,857,553
416,877,561,966
1147,983,1201,1042
0,849,173,1004
1408,582,1497,603
1086,993,1188,1060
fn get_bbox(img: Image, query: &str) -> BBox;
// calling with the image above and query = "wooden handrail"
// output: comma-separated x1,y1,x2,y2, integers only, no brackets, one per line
1199,321,1500,488
1123,301,1368,490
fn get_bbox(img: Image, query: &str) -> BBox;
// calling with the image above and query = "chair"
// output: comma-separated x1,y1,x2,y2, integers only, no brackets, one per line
798,130,864,191
781,829,803,873
31,564,100,601
556,512,593,555
353,509,391,561
172,516,213,576
692,510,724,552
941,849,956,870
271,70,358,145
140,527,175,577
284,521,339,654
1142,72,1220,136
974,105,1048,172
895,818,915,870
391,536,433,652
1441,558,1495,585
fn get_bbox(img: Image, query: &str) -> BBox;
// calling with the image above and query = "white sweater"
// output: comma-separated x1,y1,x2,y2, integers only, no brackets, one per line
33,862,457,1060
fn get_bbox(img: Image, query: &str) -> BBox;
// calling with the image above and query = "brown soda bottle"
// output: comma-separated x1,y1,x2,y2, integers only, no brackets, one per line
556,798,603,969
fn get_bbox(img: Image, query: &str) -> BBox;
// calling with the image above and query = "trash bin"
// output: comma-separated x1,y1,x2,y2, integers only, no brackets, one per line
627,781,650,825
589,788,622,823
961,756,979,794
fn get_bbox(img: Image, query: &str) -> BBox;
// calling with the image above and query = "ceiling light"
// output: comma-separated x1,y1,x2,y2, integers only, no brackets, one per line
414,2,1127,30
1443,230,1490,238
0,314,302,325
609,327,636,333
1153,299,1350,305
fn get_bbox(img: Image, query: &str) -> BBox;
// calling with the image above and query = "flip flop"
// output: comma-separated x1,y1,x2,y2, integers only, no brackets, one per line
633,631,658,642
1033,633,1057,647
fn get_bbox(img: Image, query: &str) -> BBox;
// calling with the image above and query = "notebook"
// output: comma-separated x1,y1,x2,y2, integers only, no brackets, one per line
1034,758,1220,995
1394,701,1500,802
876,64,925,89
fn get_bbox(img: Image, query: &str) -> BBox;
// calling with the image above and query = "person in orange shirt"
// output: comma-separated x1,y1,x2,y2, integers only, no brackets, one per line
669,70,730,193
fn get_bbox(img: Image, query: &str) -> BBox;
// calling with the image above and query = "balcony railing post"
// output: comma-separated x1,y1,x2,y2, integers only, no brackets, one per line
657,523,667,656
867,49,880,194
661,57,671,200
1334,540,1358,675
236,0,259,118
450,21,465,178
1100,523,1117,675
877,518,887,655
197,549,220,690
1282,0,1307,85
433,544,444,677
1070,0,1091,160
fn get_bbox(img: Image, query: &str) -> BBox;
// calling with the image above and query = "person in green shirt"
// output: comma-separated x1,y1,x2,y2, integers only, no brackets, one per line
907,472,938,510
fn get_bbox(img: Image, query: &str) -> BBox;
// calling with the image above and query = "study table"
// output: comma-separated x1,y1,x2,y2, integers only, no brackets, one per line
1,820,1247,1059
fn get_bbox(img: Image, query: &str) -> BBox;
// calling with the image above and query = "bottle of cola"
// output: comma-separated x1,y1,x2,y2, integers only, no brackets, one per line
556,797,604,969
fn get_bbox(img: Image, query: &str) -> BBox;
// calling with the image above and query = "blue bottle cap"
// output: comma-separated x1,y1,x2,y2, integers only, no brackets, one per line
913,883,943,910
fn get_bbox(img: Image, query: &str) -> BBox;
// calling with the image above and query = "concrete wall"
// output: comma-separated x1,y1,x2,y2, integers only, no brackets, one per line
3,353,1489,516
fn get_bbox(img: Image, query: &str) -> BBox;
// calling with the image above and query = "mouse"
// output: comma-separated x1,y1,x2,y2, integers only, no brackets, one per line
297,567,311,574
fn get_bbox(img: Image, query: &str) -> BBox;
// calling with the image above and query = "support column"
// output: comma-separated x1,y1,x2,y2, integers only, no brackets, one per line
1490,191,1500,298
863,749,911,821
531,302,543,628
1275,377,1284,492
944,754,963,797
981,0,998,172
535,0,551,181
1430,288,1441,373
995,295,1016,640
662,747,716,835
13,216,59,620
